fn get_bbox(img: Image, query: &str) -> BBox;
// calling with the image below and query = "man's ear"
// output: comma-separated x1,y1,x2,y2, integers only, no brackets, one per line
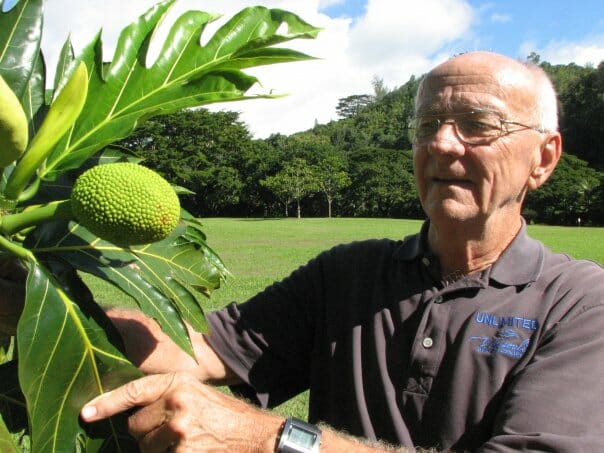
527,132,562,190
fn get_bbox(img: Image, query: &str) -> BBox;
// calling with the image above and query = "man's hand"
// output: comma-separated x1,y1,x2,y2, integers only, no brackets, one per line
106,309,201,376
80,372,282,453
106,309,239,384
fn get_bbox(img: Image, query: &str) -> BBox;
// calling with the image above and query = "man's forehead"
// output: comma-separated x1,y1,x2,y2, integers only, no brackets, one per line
417,74,506,112
426,63,531,89
417,61,534,114
423,72,503,96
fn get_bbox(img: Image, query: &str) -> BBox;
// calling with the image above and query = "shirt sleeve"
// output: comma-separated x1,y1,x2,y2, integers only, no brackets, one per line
205,250,327,408
478,265,604,452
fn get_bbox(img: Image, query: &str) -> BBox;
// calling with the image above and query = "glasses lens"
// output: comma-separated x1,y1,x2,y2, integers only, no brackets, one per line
410,118,439,143
455,113,502,143
410,111,504,145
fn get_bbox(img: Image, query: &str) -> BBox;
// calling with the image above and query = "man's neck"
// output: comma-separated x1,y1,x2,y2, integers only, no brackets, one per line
427,214,523,277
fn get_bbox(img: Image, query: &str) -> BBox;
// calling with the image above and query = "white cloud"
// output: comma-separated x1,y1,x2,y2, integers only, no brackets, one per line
530,36,604,66
347,0,474,88
38,0,470,138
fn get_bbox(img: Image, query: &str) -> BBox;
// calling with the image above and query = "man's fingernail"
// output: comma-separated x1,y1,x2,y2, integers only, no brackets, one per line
81,405,98,420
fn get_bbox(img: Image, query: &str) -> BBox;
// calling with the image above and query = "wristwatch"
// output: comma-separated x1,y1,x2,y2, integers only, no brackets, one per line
276,417,322,453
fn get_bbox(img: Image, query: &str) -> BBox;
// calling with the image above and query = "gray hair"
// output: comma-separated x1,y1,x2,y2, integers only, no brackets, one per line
524,62,559,132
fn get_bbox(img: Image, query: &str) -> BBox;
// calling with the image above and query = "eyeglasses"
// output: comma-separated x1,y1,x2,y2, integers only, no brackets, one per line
408,110,545,145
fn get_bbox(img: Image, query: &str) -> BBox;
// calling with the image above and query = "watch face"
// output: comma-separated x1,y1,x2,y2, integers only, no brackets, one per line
288,426,317,448
278,418,321,453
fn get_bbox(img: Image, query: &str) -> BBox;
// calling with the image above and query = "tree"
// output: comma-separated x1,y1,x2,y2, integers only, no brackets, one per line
372,75,389,100
260,172,294,216
234,139,285,216
313,154,351,218
119,109,254,216
524,153,602,224
344,148,420,217
541,59,602,169
589,177,604,225
336,94,374,119
261,158,318,218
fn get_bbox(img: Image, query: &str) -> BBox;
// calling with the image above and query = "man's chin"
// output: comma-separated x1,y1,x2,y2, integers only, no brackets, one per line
425,200,480,224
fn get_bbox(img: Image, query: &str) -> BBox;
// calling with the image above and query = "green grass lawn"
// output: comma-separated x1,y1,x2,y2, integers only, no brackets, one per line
201,218,424,310
201,218,604,310
84,217,604,419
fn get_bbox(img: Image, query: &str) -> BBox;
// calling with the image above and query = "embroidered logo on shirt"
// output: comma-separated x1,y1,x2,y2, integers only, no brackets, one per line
473,311,539,331
470,329,529,359
469,311,538,359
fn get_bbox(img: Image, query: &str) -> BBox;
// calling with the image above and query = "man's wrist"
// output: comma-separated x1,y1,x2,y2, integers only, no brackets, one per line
259,415,286,453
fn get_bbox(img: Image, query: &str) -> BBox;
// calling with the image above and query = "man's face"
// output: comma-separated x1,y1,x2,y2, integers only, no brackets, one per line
412,56,546,227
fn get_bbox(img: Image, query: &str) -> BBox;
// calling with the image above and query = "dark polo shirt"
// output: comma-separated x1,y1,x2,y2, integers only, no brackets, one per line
206,222,604,451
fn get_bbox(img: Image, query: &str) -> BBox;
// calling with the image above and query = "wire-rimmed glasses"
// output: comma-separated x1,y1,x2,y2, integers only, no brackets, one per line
408,110,545,146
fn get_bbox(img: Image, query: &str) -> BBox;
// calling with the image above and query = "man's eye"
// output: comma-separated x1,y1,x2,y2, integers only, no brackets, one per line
416,119,438,136
459,119,498,135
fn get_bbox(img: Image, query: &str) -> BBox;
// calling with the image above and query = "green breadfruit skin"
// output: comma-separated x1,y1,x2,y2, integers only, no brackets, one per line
71,163,180,245
0,74,29,167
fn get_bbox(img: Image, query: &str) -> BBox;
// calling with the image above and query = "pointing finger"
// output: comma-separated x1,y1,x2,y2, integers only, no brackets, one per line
80,373,178,422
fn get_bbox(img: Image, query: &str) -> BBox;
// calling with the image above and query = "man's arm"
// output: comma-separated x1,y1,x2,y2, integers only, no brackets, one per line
80,372,416,453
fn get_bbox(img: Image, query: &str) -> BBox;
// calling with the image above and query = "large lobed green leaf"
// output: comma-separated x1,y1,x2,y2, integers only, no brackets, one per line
0,0,46,152
0,0,42,100
27,217,229,359
17,261,142,452
42,0,320,181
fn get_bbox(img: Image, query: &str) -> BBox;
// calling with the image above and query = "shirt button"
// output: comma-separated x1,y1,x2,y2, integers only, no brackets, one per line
434,295,443,304
422,337,434,348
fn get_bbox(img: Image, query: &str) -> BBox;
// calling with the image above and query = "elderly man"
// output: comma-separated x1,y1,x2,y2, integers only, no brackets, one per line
80,51,604,452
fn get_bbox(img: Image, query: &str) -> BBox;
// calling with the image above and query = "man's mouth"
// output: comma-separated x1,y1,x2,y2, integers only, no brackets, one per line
432,177,475,189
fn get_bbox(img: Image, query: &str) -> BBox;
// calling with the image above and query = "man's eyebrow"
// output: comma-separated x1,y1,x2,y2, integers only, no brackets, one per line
415,106,502,116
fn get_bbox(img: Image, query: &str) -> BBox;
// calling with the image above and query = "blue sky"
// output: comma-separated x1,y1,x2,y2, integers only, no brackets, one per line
463,0,604,61
33,0,604,137
317,0,604,64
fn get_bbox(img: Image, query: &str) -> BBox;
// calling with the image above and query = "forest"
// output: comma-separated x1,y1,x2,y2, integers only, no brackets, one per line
118,54,604,226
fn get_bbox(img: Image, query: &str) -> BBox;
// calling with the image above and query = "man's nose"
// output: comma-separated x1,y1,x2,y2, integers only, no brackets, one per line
428,122,466,156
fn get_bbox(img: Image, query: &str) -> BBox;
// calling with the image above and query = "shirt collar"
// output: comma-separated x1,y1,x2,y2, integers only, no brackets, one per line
394,219,544,286
394,220,429,261
488,219,544,286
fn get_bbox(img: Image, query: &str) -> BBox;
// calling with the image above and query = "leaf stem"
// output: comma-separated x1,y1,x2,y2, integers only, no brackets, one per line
0,234,34,261
17,177,42,203
0,200,73,236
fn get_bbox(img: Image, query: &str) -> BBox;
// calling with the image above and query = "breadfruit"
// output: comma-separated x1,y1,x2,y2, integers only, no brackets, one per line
71,162,180,245
0,74,28,167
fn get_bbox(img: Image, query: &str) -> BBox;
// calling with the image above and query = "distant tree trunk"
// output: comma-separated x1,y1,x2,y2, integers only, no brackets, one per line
327,195,333,218
296,198,301,218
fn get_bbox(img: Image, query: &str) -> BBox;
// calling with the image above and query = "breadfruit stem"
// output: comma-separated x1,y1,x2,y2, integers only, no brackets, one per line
0,234,34,261
0,199,73,236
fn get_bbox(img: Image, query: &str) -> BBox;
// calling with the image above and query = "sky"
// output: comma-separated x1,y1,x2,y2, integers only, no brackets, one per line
19,0,604,137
